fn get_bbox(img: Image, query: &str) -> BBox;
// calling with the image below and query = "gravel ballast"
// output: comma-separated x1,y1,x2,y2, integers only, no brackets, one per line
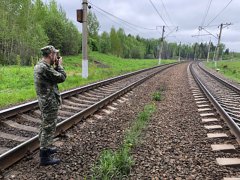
129,63,240,179
2,62,240,179
2,64,175,179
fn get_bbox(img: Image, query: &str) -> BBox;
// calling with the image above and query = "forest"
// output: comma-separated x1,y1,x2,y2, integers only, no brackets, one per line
0,0,231,66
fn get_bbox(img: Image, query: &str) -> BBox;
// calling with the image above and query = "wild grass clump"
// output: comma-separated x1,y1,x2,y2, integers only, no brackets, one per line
152,86,166,101
152,91,162,101
92,104,156,179
92,148,134,180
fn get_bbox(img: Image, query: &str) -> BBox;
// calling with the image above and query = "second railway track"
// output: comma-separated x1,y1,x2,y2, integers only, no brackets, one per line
0,62,178,171
189,62,240,171
191,62,240,141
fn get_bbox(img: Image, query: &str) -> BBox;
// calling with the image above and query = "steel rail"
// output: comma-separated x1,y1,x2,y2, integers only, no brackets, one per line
0,63,177,171
0,62,176,119
198,62,240,94
189,63,240,144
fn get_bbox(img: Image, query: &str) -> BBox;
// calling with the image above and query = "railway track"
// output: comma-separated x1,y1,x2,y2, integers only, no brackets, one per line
189,62,240,170
0,62,177,171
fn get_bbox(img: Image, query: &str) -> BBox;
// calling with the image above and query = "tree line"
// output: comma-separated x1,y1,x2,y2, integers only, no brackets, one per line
0,0,230,66
0,0,81,65
87,11,230,60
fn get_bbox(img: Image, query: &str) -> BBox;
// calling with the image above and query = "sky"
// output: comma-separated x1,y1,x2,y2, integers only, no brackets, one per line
45,0,240,52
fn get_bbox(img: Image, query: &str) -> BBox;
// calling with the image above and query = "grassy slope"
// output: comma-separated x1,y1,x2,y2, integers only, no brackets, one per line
205,60,240,83
0,52,175,108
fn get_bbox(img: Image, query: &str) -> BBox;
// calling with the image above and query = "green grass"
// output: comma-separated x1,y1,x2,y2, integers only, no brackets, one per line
92,104,156,179
205,60,240,83
152,87,165,101
0,51,175,108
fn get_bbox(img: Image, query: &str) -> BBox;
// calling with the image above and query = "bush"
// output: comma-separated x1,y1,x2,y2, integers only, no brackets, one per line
152,91,162,101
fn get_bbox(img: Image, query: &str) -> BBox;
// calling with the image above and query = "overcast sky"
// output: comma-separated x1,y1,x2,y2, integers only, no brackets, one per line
45,0,240,52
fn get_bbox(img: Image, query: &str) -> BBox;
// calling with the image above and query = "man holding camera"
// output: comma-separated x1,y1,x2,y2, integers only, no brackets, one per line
34,45,67,166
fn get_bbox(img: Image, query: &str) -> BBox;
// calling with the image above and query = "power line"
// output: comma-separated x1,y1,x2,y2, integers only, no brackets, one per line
165,26,178,38
201,28,218,39
92,7,145,34
148,0,169,29
201,0,212,26
159,0,175,27
92,8,143,34
206,0,233,27
89,2,157,31
202,24,220,28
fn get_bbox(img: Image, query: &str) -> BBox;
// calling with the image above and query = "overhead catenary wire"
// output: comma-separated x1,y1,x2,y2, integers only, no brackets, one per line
150,0,180,41
201,28,218,39
91,6,170,38
206,0,233,27
202,24,220,28
90,0,181,44
201,0,213,27
91,7,144,34
165,26,178,38
89,2,157,31
196,0,232,45
90,4,171,38
148,0,170,30
159,0,176,27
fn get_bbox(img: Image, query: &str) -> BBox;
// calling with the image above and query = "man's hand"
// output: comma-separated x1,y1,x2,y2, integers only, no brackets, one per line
58,57,63,66
55,56,63,67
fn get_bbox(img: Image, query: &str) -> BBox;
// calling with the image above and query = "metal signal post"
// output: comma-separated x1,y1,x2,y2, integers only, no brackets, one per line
76,0,88,78
82,0,88,78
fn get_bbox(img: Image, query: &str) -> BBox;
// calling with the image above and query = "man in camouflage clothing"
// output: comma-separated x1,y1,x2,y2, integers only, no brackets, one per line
34,45,66,166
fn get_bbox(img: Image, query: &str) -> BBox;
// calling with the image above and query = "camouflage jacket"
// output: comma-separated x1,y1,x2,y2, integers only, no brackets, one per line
34,60,67,112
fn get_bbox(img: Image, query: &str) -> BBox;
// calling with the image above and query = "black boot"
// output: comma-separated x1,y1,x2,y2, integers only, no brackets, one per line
40,148,60,166
48,147,57,154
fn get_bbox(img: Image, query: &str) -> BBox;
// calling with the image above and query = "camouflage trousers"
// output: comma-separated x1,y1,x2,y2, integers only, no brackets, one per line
39,110,58,148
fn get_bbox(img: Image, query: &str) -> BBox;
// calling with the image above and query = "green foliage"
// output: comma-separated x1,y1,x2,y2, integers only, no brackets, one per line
92,104,156,179
110,27,121,56
88,11,100,37
30,56,35,67
92,148,134,180
205,60,240,83
124,104,156,147
0,0,81,65
0,52,175,108
152,87,165,101
99,32,111,54
16,55,21,66
152,91,162,101
88,11,100,51
0,1,235,66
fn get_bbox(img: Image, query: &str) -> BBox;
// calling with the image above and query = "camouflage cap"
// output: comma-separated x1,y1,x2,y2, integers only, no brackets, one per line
41,45,59,56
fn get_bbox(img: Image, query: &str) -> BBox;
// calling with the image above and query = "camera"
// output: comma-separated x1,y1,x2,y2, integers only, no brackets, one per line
55,52,60,66
56,52,60,59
